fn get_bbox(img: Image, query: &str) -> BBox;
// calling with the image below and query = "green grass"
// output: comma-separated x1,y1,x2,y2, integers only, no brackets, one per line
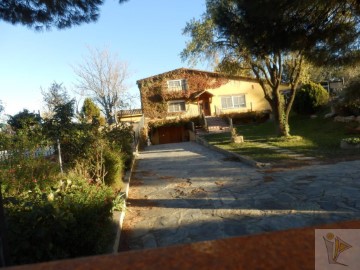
203,114,360,163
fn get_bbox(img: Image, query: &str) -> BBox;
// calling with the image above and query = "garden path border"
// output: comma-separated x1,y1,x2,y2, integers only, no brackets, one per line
112,152,138,253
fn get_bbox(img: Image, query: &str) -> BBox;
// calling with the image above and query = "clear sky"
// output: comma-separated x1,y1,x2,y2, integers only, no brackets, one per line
0,0,207,117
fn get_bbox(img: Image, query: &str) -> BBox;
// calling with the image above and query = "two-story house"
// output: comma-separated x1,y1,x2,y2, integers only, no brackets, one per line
137,68,272,144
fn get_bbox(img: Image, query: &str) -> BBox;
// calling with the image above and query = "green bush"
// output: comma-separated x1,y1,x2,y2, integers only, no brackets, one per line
1,157,59,195
104,148,123,190
4,175,114,266
0,130,59,195
54,123,99,166
1,106,134,266
334,79,360,116
293,82,330,114
222,111,270,125
104,125,133,169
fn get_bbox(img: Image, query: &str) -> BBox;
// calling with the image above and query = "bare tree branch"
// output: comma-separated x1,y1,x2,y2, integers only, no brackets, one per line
73,47,131,124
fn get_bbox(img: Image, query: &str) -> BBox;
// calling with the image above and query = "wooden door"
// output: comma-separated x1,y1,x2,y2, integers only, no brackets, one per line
203,100,211,116
158,126,184,144
199,98,211,116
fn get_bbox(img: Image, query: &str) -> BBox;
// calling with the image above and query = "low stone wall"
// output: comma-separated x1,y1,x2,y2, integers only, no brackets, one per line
189,130,196,141
334,115,360,123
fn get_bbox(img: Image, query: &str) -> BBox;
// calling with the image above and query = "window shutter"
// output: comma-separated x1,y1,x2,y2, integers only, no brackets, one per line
182,79,187,91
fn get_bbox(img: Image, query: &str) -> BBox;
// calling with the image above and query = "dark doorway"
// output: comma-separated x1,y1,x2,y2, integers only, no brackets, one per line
198,92,212,116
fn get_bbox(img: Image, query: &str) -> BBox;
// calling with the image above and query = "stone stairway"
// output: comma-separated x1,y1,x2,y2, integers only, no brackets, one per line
206,116,230,133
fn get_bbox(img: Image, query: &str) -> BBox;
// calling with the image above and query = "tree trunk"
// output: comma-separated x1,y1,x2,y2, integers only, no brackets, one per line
105,109,114,125
271,98,290,137
275,114,290,137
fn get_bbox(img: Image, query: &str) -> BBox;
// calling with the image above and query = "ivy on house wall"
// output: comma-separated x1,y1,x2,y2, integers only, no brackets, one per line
147,116,201,129
138,69,229,119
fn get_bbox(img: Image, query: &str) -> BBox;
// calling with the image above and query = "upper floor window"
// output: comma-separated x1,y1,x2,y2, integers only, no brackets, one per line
167,79,187,92
221,95,246,109
168,100,186,113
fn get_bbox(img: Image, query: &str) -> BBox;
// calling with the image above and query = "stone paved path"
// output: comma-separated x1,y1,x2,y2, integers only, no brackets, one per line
120,142,360,251
256,142,317,161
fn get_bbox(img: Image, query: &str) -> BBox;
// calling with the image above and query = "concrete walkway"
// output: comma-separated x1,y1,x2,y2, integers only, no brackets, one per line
120,142,360,251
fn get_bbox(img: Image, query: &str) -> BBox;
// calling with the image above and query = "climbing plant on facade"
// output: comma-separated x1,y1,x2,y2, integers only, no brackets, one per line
138,69,228,119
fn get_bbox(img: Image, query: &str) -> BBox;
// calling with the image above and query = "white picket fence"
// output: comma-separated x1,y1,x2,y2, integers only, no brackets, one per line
0,146,55,162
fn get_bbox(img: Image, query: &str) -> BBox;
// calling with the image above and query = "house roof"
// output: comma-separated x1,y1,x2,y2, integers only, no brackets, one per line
190,90,214,100
136,67,259,85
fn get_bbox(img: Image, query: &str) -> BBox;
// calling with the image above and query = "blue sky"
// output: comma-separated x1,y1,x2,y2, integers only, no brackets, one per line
0,0,207,116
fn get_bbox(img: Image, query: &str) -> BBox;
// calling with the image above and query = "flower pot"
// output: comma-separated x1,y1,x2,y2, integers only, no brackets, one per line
340,140,360,149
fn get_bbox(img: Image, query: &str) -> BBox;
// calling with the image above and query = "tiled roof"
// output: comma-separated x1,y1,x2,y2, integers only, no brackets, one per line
136,67,259,84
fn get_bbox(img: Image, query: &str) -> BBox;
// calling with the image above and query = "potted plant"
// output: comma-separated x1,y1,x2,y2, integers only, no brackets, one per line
340,137,360,149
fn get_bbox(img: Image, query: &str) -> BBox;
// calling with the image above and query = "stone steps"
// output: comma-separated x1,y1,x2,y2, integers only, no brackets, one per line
206,116,230,132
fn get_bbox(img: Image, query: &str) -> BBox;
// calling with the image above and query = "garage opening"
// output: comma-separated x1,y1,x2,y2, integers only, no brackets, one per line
150,124,191,145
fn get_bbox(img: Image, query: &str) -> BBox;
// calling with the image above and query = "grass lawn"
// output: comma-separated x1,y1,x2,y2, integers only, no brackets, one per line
202,114,360,164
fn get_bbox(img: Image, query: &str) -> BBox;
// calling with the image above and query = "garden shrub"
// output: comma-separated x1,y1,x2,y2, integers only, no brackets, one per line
222,111,270,125
0,130,59,195
293,82,330,114
187,116,201,128
334,79,360,116
103,148,123,190
1,157,59,195
138,126,148,150
4,175,114,266
1,101,133,266
104,125,133,169
50,123,99,166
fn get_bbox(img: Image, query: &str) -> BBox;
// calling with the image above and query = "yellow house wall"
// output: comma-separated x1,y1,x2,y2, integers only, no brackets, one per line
171,79,273,118
207,80,271,115
163,79,291,119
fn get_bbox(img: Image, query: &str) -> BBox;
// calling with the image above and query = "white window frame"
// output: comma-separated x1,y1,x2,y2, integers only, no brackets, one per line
167,79,187,92
168,100,186,113
221,95,246,109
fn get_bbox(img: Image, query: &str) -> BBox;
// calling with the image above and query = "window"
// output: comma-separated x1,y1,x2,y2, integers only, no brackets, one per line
168,100,186,113
221,95,246,109
167,79,187,92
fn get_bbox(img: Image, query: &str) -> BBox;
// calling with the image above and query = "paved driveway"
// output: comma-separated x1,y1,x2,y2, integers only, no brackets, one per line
120,142,360,250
